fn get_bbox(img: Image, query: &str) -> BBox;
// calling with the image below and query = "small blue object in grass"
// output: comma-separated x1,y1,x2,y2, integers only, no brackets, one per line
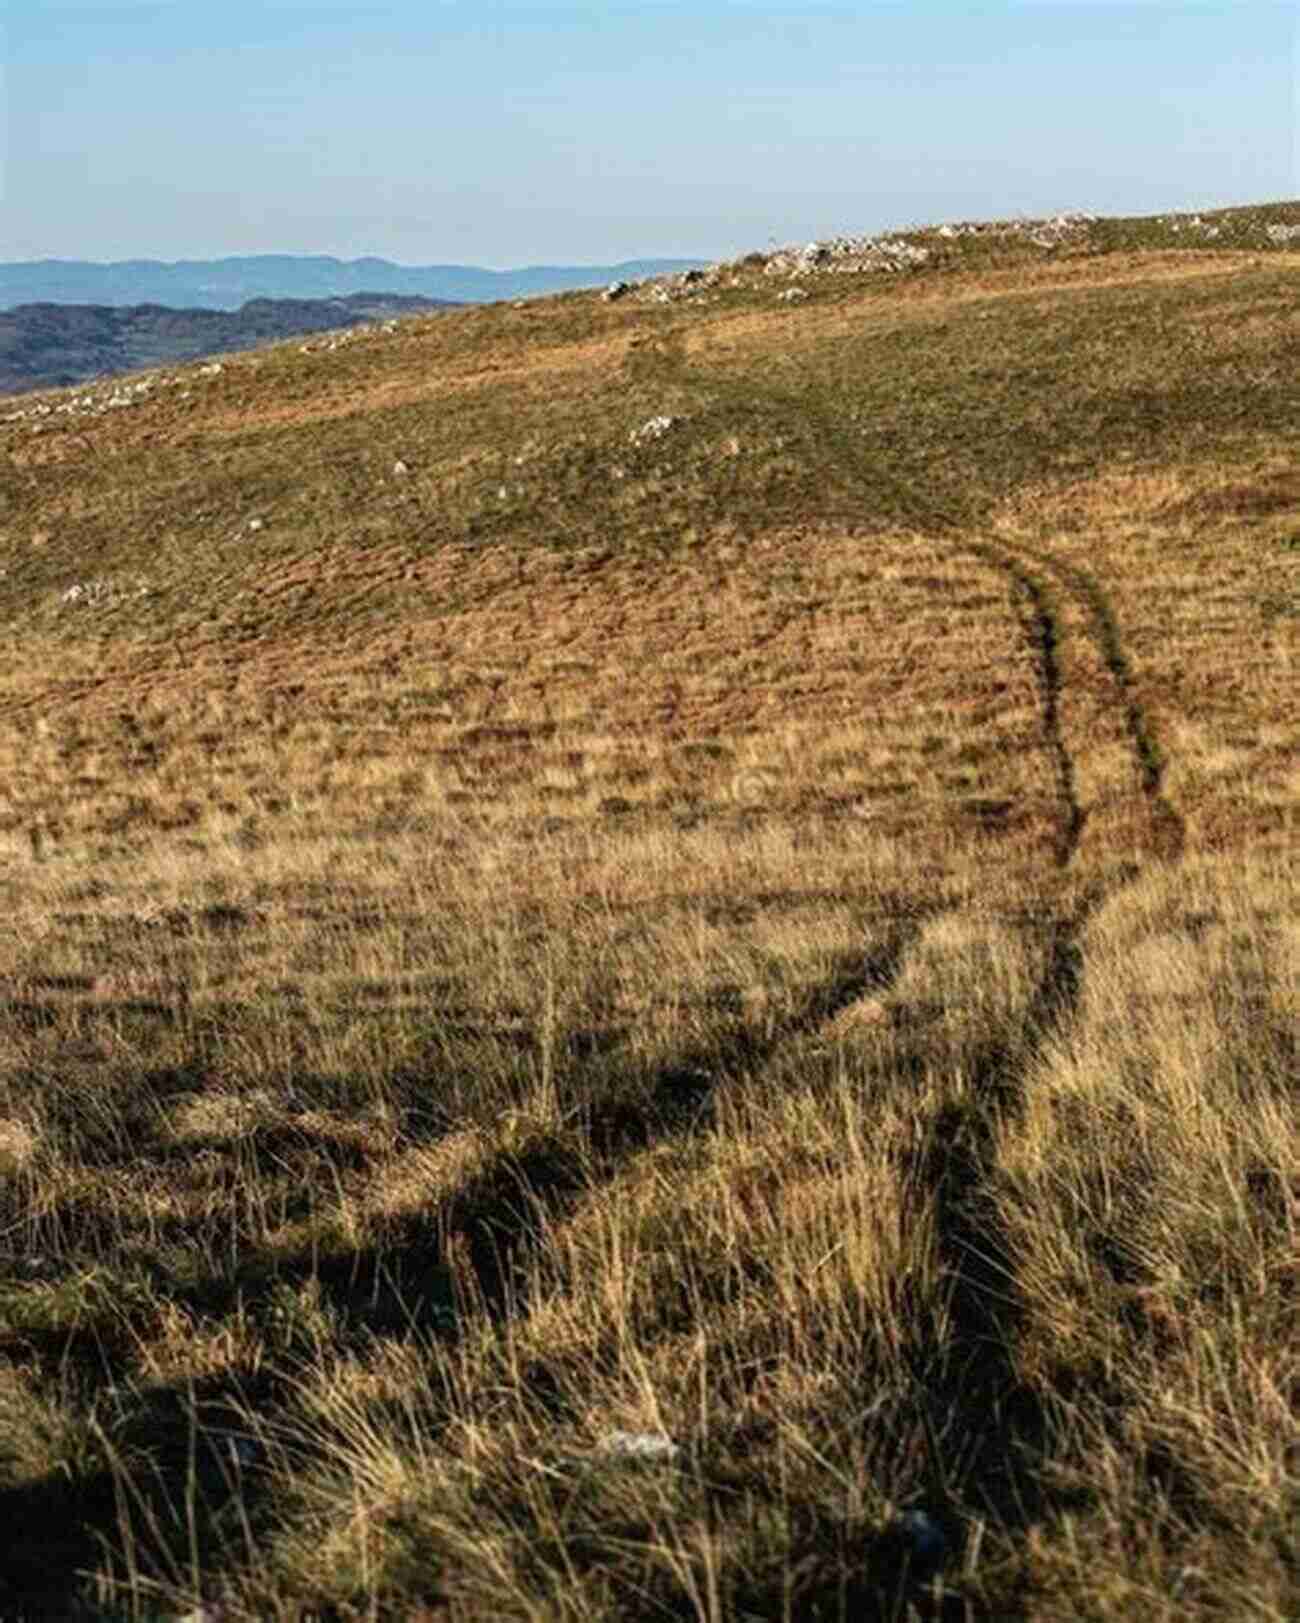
895,1508,945,1564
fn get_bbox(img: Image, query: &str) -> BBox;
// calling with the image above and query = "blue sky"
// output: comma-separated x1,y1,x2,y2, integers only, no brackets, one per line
3,2,1296,267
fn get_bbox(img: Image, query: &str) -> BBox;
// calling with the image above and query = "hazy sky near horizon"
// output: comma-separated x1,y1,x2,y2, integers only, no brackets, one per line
3,2,1296,267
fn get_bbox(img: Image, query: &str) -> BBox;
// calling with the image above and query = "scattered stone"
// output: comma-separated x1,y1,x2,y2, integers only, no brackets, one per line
597,1430,681,1463
629,413,680,445
246,516,265,532
2,376,164,422
752,209,1104,279
392,458,410,477
607,265,720,305
59,576,153,609
298,320,394,355
777,287,809,303
764,233,931,276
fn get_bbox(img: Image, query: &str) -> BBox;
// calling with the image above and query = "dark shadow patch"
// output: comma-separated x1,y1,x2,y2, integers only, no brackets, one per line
896,916,1089,1584
961,797,1016,831
564,1024,629,1060
731,1501,992,1623
439,1137,591,1320
965,543,1086,870
0,998,61,1032
0,1366,294,1620
301,1135,591,1339
1039,552,1187,861
1160,471,1300,521
585,936,916,1157
0,1464,122,1619
25,973,99,993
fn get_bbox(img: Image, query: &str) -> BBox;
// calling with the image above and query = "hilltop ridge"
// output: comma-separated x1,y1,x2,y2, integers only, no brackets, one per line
0,252,712,313
4,198,1296,401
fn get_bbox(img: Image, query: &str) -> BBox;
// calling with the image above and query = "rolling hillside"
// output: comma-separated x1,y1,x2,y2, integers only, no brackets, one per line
0,200,1296,1621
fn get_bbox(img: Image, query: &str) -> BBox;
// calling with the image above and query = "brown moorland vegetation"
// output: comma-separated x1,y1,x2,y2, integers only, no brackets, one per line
0,201,1296,1621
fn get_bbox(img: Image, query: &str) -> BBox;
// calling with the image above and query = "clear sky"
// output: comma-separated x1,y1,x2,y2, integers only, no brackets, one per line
3,2,1296,268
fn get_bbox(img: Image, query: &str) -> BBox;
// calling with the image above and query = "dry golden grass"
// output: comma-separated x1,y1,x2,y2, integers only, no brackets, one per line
0,202,1296,1619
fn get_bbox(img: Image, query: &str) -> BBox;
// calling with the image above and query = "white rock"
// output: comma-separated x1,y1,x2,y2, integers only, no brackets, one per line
629,414,680,445
597,1430,680,1462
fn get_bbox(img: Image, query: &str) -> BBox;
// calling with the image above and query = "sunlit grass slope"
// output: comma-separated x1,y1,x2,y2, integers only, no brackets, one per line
0,200,1296,1621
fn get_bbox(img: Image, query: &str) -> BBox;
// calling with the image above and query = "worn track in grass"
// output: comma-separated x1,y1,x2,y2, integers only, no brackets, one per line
690,373,1191,1606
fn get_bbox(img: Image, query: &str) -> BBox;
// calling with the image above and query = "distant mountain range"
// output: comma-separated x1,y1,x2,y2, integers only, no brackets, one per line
0,253,711,312
0,292,465,397
0,253,712,397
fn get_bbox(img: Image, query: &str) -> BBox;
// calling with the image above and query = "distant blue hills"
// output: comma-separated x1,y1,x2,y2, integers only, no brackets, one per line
0,252,715,396
0,253,713,312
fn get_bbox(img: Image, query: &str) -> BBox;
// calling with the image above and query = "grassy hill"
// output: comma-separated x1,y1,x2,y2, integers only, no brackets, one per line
0,200,1296,1621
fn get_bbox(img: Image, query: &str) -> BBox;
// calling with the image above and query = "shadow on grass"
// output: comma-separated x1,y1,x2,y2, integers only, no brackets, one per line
0,1367,292,1622
880,915,1091,1620
0,922,924,1615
